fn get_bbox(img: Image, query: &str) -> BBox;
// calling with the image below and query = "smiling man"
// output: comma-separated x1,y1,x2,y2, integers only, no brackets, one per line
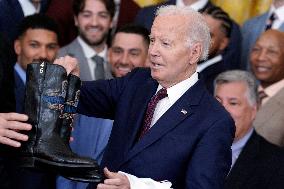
56,5,235,189
250,29,284,147
108,24,149,77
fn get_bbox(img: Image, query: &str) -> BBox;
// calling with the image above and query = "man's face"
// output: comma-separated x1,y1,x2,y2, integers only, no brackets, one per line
149,15,201,88
250,30,284,88
14,28,59,70
74,0,113,47
108,32,148,77
203,14,228,57
215,81,257,141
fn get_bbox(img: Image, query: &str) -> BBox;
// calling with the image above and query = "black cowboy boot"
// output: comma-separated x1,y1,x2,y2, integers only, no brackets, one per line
58,74,102,183
20,61,99,174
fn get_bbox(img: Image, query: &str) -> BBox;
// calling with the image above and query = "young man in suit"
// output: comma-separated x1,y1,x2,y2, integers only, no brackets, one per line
214,70,284,189
250,29,284,147
14,14,60,113
241,0,284,70
56,5,235,189
135,0,242,70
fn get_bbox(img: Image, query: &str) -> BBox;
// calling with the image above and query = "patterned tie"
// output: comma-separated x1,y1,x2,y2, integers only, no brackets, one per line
92,55,105,80
139,88,168,139
258,90,268,105
265,13,276,30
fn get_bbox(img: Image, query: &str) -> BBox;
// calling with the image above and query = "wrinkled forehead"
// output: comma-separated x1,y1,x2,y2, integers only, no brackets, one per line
151,15,190,37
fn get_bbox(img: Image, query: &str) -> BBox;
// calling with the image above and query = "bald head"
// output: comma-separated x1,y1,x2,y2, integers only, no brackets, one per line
250,29,284,88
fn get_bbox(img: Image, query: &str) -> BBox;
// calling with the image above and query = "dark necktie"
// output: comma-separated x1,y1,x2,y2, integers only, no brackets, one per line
265,13,276,30
139,88,168,139
258,90,268,105
92,55,105,80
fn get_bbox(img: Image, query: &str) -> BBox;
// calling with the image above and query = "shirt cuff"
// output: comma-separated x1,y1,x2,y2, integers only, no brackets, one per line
118,171,172,189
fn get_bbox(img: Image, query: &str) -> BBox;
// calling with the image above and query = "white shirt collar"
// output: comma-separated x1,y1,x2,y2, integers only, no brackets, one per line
156,72,199,106
176,0,208,11
18,0,40,16
77,36,107,60
197,54,222,72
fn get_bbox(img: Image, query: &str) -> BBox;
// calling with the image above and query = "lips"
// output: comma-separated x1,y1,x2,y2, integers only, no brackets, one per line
254,65,271,73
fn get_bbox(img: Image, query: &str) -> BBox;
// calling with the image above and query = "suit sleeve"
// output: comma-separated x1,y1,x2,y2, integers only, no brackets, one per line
185,117,235,189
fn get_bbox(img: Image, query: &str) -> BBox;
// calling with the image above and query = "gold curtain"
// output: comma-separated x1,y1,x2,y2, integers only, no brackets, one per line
212,0,273,25
134,0,166,7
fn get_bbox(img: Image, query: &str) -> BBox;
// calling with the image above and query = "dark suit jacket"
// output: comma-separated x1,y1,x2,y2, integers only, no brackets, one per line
0,0,49,44
14,70,25,113
225,131,284,189
79,68,235,189
135,0,242,70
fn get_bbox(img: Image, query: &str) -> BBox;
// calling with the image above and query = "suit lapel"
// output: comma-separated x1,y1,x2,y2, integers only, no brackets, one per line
121,79,205,166
123,78,158,152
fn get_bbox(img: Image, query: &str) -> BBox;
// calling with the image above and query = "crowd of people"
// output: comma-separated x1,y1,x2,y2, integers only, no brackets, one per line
0,0,284,189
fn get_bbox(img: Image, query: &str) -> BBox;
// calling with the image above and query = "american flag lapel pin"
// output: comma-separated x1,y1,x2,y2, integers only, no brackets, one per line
181,109,187,115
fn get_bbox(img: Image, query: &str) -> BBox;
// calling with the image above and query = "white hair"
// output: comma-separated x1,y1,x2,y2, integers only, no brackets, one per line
156,5,210,60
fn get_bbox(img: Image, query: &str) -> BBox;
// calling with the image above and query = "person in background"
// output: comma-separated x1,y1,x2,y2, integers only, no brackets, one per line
214,70,284,189
250,29,284,147
241,0,284,70
198,5,232,93
14,14,59,113
56,5,235,189
108,23,149,77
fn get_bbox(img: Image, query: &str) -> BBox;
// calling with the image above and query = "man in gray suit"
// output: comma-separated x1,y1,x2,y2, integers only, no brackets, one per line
250,29,284,147
56,0,115,189
241,0,284,70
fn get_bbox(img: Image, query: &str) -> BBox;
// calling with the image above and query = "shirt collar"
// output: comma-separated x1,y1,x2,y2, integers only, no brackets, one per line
156,72,199,106
14,62,26,84
176,0,208,11
77,36,107,60
232,128,254,156
18,0,40,16
269,5,284,21
259,78,284,98
197,54,222,72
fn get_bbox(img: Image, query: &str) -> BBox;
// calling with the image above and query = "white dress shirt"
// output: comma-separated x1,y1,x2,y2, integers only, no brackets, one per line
176,0,208,11
77,36,108,80
18,0,40,16
268,5,284,29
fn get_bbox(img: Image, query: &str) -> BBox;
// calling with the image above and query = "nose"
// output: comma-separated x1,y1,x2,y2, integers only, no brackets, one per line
91,14,100,25
119,53,129,65
256,49,267,61
39,47,48,60
149,41,159,58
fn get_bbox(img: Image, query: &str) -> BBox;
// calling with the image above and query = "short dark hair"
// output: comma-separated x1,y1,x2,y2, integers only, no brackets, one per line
111,24,150,46
16,14,59,39
73,0,116,19
202,5,232,37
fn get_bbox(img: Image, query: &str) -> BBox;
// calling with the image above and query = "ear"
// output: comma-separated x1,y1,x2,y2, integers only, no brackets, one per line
14,39,21,56
251,104,258,121
189,42,202,65
218,37,229,52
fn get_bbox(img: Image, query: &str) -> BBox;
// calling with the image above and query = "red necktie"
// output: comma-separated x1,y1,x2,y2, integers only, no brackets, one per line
139,88,168,139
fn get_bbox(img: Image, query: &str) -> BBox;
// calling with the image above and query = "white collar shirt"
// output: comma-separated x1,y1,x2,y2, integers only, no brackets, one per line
18,0,40,16
77,36,107,80
176,0,208,11
268,5,284,29
151,72,199,127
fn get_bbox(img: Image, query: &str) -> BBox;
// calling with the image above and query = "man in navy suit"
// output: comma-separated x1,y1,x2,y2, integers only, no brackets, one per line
56,5,235,189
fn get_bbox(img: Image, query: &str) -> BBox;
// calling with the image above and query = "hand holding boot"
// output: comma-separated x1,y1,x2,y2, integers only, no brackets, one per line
54,56,80,76
0,113,32,147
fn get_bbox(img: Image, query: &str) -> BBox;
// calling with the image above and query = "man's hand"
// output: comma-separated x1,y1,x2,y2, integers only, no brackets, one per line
54,55,80,76
97,167,131,189
0,113,32,147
